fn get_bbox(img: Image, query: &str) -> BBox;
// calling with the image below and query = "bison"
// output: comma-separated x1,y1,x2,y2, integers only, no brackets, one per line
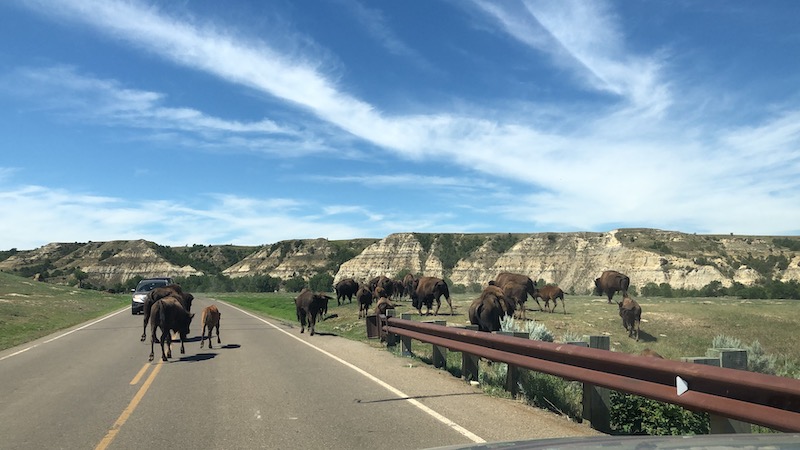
334,278,359,306
410,276,452,316
374,296,395,317
356,286,374,319
493,273,543,316
141,284,194,342
595,270,630,304
534,285,566,314
618,295,641,341
295,289,332,336
402,273,417,299
468,285,507,332
148,296,194,362
200,304,221,349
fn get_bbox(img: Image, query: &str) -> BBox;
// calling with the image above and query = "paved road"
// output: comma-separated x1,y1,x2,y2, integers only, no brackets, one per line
0,296,600,449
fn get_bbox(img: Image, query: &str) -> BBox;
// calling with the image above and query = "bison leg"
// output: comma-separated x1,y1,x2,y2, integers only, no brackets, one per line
141,305,149,342
200,324,206,349
160,332,169,361
207,326,213,349
216,322,221,344
149,333,156,362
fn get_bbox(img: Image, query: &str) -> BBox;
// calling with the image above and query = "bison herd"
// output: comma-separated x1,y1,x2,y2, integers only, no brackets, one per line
140,269,642,362
140,283,222,362
465,269,641,341
321,269,642,342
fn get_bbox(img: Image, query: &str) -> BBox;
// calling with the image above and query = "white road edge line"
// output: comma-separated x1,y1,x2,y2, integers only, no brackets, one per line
0,308,128,362
220,300,486,444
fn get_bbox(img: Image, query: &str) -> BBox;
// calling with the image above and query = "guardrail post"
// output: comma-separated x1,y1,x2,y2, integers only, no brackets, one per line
400,313,413,357
583,336,611,433
461,325,480,382
707,349,751,434
497,331,530,396
429,320,447,369
384,309,396,347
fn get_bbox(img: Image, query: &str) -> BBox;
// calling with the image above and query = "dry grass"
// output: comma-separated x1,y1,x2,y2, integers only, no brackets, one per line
218,291,800,365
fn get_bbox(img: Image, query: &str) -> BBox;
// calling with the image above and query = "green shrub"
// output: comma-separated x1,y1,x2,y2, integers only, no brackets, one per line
610,391,709,435
284,276,307,292
309,272,334,292
708,335,777,375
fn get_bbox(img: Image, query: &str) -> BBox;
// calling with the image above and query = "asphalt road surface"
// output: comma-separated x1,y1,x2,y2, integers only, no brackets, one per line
0,296,600,449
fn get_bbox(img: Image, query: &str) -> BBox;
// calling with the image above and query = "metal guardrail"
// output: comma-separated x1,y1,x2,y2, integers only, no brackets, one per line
384,317,800,432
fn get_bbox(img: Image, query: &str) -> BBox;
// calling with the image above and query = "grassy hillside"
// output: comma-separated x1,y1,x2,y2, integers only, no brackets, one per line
0,272,128,351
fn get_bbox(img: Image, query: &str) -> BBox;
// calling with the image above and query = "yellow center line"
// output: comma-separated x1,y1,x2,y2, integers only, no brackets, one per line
95,362,163,450
129,363,150,385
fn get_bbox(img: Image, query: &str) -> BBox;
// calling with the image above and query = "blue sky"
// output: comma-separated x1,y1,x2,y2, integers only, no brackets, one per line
1,1,799,250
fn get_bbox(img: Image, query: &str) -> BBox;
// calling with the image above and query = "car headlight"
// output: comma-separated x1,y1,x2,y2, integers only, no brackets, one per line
132,294,147,304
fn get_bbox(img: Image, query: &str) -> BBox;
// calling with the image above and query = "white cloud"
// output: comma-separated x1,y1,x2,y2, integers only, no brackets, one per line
11,0,800,240
0,184,383,249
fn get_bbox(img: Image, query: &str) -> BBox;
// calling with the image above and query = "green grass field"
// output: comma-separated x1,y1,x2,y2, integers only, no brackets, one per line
0,272,128,351
212,290,800,366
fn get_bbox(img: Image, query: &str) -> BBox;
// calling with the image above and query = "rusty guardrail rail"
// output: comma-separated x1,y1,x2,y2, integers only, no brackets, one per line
384,317,800,432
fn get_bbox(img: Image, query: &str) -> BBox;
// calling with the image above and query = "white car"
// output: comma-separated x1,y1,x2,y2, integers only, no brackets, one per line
131,277,174,314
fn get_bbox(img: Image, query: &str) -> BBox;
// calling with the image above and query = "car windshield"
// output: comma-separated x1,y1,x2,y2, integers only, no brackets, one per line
135,281,168,293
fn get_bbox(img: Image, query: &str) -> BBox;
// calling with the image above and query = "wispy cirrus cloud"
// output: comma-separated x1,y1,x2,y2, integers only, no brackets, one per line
472,0,671,115
8,66,291,134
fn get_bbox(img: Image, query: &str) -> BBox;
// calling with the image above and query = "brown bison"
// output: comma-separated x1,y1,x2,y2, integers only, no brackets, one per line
411,276,452,315
391,279,405,300
493,273,543,316
468,285,507,332
356,286,374,319
618,295,642,341
376,275,395,297
374,296,395,316
534,285,566,314
402,273,416,299
200,304,221,349
295,289,333,336
141,284,194,342
594,270,630,303
334,278,359,305
148,296,194,362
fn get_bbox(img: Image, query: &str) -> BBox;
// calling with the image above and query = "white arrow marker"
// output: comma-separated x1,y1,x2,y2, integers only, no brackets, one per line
676,376,688,396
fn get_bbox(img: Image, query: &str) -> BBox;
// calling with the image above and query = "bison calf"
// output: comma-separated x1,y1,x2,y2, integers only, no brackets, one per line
200,304,221,349
534,285,566,314
618,296,642,341
356,286,374,319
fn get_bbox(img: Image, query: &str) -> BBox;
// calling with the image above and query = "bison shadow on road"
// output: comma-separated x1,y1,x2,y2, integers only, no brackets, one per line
221,344,240,349
309,331,339,337
178,353,217,362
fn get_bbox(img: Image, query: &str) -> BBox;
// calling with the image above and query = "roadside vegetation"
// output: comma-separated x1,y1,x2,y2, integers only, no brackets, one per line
0,272,127,351
216,290,799,435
